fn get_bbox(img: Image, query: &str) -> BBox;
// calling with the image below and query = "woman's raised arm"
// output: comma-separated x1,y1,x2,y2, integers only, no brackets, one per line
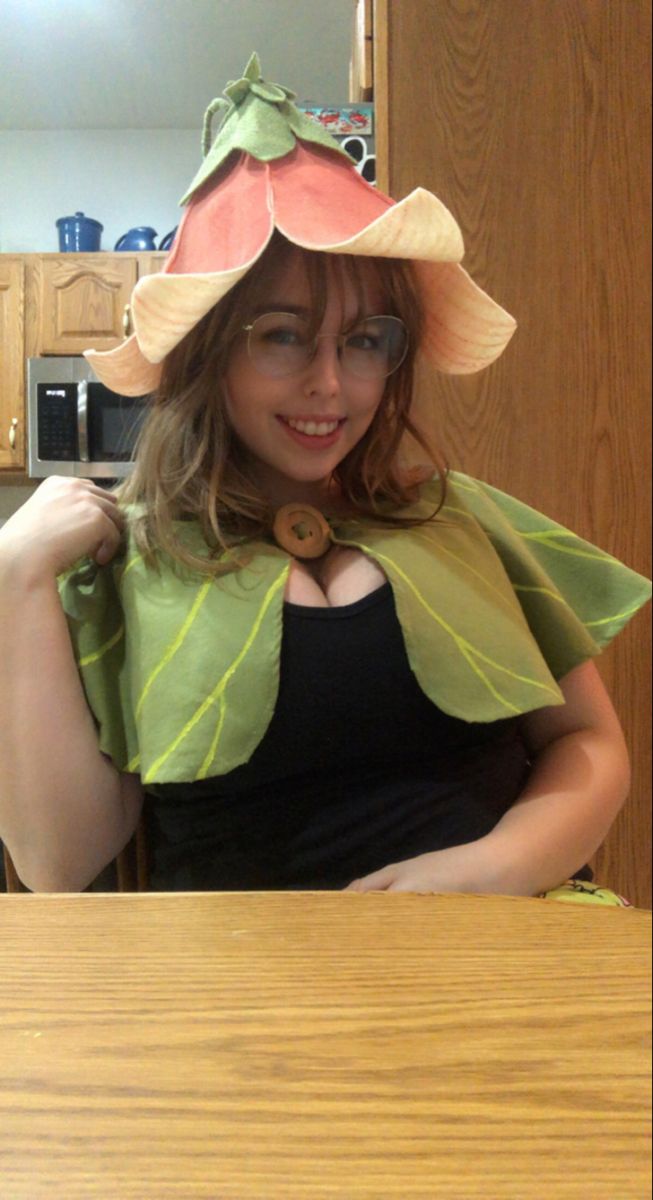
0,479,143,892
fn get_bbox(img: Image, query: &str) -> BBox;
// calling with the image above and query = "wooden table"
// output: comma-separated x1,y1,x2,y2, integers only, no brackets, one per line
0,892,650,1199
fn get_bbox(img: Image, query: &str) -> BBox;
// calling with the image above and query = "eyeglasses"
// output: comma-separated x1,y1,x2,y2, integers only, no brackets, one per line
241,312,409,380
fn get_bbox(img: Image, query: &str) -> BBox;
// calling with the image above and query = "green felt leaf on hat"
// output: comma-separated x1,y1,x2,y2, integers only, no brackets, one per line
251,80,293,104
223,77,251,107
180,52,352,205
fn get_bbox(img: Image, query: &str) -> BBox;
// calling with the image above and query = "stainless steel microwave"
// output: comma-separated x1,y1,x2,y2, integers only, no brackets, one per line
27,357,150,479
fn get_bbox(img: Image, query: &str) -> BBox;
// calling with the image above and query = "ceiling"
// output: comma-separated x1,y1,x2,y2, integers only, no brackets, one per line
1,0,355,130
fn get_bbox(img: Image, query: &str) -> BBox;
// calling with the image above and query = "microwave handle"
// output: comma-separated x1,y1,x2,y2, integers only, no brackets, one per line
77,380,90,462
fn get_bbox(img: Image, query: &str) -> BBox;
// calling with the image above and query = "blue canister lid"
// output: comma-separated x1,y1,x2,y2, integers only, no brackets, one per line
56,211,104,230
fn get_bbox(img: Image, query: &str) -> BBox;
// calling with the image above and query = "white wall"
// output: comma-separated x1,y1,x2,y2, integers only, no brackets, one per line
0,129,200,253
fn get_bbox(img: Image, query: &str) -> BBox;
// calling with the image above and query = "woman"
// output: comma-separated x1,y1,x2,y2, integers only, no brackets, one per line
0,56,648,898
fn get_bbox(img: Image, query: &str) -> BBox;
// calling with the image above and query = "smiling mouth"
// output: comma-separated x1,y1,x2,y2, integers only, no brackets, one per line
278,416,345,437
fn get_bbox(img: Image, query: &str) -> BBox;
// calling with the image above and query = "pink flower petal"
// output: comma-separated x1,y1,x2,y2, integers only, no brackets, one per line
165,142,394,277
164,152,273,275
272,143,394,245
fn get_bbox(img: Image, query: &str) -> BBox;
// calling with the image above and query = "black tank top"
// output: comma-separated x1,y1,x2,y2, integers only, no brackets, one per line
143,583,590,890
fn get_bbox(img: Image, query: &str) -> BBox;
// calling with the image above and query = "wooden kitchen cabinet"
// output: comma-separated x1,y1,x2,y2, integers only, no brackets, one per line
23,252,167,358
0,257,25,470
26,254,138,355
0,251,167,475
349,0,373,101
137,253,167,280
372,0,651,907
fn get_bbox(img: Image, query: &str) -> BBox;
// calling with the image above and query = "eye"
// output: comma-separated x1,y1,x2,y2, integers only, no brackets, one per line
346,325,384,352
254,314,313,349
261,323,303,346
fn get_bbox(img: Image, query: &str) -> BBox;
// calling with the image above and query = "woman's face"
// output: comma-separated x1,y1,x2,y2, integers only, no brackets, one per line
223,252,388,508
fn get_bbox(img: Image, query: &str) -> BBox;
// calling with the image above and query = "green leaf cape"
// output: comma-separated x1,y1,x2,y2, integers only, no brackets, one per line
58,474,651,788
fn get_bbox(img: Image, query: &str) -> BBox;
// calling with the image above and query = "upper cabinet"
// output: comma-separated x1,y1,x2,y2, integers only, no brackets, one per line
26,254,138,355
0,258,25,470
349,0,373,101
23,252,167,358
0,252,166,474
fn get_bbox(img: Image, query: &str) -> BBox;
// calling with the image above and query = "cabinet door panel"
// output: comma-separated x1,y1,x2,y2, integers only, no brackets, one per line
38,256,137,354
0,258,25,470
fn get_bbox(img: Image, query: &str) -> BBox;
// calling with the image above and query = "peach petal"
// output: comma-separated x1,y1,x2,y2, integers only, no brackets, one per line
295,188,464,262
415,261,517,373
84,334,162,397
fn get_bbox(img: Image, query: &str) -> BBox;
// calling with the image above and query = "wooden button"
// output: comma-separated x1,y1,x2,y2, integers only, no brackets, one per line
272,504,332,559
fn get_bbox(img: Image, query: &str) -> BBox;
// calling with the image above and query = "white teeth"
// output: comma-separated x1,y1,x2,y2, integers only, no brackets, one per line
286,418,340,436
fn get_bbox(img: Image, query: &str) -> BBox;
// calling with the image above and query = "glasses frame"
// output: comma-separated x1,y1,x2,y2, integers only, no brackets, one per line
241,311,409,380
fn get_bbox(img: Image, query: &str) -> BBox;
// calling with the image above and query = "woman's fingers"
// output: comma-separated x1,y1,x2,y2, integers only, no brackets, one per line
344,865,397,892
0,476,128,579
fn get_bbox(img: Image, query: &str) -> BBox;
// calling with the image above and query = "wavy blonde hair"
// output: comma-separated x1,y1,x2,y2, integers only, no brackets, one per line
117,231,446,575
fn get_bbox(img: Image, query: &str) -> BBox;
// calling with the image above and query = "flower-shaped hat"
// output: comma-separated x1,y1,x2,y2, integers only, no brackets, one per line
85,53,516,403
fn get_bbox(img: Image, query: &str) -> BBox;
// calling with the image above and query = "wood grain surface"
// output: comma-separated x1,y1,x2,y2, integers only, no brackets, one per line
374,0,652,907
0,257,25,470
0,891,650,1198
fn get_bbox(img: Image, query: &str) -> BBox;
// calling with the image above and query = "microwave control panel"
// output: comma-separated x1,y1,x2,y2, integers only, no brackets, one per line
37,384,79,461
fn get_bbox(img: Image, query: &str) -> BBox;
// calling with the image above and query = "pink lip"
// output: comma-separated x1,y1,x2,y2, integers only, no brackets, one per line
276,415,345,450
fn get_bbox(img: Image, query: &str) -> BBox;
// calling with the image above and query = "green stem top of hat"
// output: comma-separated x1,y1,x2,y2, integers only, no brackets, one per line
180,52,352,204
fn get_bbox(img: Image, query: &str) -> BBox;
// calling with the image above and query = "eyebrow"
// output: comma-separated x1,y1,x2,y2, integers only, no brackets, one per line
251,303,385,324
251,303,311,317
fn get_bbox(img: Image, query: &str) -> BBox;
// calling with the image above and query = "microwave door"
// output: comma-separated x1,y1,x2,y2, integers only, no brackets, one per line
85,383,148,473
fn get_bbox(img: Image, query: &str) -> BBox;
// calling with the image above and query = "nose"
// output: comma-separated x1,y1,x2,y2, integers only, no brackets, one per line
302,335,343,397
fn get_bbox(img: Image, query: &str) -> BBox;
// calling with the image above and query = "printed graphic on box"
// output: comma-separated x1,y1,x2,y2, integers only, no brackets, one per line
298,105,376,185
299,104,373,135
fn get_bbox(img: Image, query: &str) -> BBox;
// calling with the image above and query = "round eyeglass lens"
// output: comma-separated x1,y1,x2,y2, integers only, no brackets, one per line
246,313,408,379
343,316,408,378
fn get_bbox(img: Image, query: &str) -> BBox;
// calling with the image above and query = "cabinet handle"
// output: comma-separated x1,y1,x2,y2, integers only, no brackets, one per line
8,417,18,450
123,304,131,337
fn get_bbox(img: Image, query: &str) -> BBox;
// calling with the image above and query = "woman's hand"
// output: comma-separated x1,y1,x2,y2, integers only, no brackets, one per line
346,663,630,899
0,476,126,580
344,838,503,895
